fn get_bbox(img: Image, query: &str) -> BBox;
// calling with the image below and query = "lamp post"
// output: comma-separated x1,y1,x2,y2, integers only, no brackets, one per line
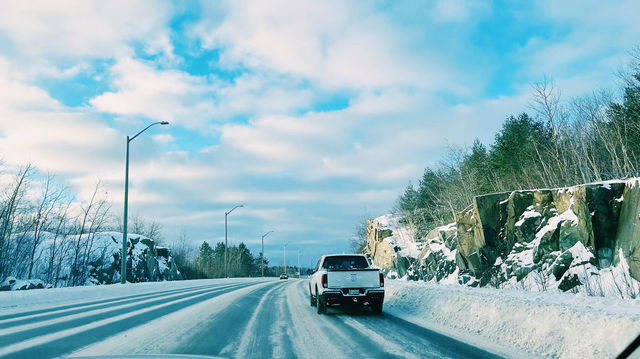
283,243,289,276
261,230,274,277
225,204,243,278
121,121,169,284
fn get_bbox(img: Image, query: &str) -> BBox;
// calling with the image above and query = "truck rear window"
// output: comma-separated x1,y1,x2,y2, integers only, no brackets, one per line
322,256,369,270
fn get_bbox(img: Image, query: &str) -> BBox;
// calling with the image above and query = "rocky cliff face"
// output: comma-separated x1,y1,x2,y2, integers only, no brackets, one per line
365,179,640,296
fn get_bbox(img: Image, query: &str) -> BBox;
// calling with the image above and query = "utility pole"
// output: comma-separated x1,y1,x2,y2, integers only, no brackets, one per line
261,230,274,277
224,204,243,278
121,121,169,284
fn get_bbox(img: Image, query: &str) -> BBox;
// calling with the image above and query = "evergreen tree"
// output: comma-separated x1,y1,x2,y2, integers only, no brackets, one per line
196,241,214,276
490,113,552,189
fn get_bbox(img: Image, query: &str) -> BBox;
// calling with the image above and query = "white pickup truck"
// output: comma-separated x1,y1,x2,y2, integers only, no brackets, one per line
309,254,385,314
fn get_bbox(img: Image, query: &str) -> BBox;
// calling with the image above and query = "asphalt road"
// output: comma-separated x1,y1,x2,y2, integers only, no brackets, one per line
0,279,502,359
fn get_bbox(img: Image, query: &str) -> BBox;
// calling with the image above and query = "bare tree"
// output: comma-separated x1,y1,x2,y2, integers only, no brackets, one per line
27,174,67,279
0,165,32,278
68,180,109,286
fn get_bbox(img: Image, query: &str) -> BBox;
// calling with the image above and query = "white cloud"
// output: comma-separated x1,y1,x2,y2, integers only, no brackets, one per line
0,0,173,59
152,134,175,145
0,57,120,174
195,0,461,91
514,0,640,94
90,58,216,130
91,58,315,130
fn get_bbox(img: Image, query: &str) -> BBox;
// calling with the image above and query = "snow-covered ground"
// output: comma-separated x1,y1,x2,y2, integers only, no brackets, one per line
384,279,640,359
3,276,638,358
1,278,504,359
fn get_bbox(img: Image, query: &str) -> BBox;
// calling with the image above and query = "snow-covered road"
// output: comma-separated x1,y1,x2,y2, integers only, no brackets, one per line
0,279,501,359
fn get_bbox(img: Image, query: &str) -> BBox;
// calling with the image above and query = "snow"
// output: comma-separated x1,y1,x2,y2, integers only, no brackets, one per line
535,208,578,242
438,267,459,285
68,280,276,357
515,206,542,227
374,214,421,258
384,279,640,359
1,277,48,291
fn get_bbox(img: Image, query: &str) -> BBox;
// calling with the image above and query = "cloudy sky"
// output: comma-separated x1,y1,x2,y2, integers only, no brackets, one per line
0,0,638,266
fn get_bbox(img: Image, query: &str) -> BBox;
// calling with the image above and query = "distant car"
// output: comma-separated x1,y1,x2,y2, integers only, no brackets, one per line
279,274,288,280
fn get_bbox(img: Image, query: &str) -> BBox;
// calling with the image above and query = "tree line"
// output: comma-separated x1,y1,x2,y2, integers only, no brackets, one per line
193,241,270,278
353,47,640,245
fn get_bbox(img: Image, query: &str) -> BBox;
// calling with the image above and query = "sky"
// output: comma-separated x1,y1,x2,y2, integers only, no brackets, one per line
0,0,638,267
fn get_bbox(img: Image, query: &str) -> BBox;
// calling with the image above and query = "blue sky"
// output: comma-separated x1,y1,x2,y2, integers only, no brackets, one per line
0,0,638,266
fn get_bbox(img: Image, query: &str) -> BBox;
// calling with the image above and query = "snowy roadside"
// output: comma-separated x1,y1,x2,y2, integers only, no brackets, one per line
0,278,274,314
384,280,640,359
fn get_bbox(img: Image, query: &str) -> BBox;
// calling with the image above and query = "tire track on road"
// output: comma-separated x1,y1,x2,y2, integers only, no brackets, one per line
0,282,218,322
282,280,400,359
234,280,289,358
343,312,504,358
170,280,287,357
0,281,262,359
0,283,244,343
0,282,225,330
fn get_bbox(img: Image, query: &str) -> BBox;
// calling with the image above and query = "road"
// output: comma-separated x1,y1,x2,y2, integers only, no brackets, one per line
0,279,501,359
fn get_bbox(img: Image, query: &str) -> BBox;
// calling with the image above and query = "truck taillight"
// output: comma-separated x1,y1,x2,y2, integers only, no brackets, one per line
379,272,384,287
321,274,328,288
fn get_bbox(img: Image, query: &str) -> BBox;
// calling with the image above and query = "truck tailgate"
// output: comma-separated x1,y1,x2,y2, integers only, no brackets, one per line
327,270,379,288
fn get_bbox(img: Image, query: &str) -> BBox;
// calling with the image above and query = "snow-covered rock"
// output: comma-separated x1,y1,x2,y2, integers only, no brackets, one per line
86,233,181,285
0,277,48,291
365,178,640,297
1,231,181,290
364,214,420,278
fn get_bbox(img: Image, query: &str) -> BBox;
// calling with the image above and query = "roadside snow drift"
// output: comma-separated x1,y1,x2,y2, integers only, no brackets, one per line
384,280,640,359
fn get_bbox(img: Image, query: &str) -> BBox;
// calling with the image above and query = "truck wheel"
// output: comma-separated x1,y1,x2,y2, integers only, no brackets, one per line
309,289,317,307
317,296,326,314
371,302,383,315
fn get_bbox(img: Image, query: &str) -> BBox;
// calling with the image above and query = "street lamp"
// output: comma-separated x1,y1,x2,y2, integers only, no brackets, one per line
225,204,243,278
121,121,169,284
283,243,289,276
261,230,274,277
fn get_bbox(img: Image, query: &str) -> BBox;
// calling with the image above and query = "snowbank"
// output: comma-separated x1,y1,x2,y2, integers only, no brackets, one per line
384,280,640,359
